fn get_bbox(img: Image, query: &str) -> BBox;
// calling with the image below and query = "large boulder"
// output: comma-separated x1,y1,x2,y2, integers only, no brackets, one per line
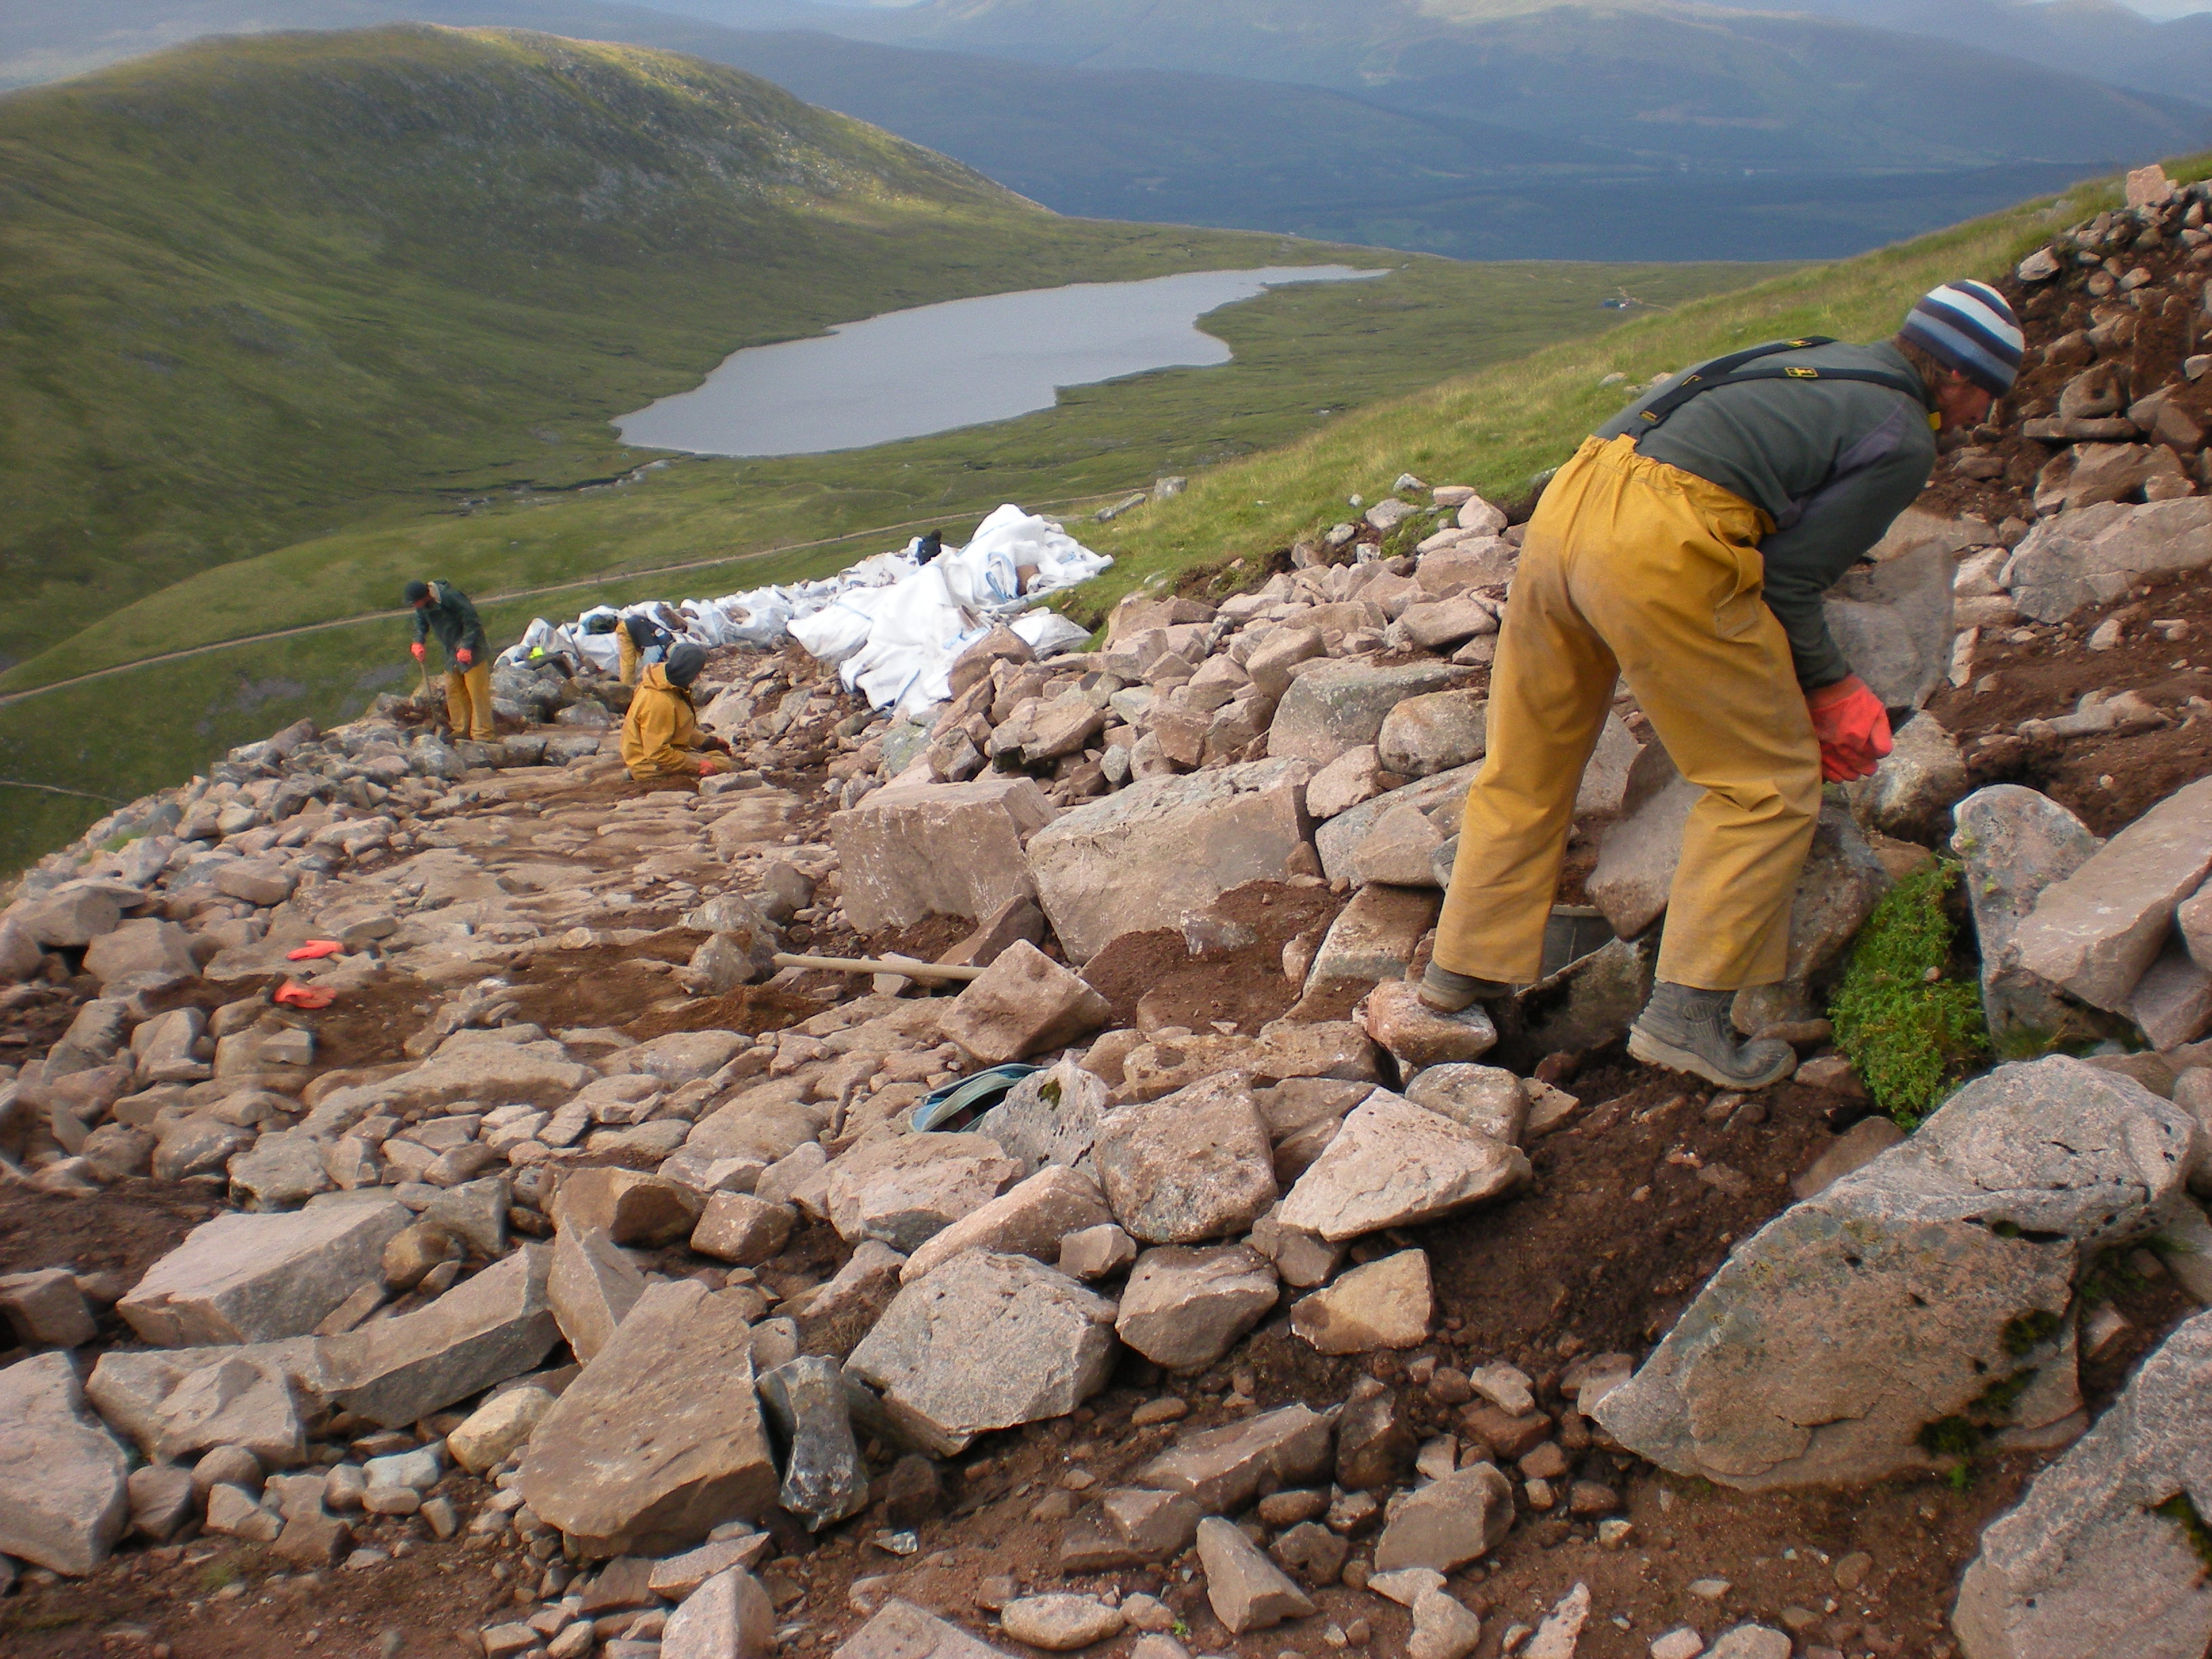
1269,661,1458,767
118,1200,411,1347
1596,1057,2196,1490
1092,1073,1279,1244
830,775,1057,935
1950,785,2104,1048
518,1279,778,1557
1027,760,1314,962
1952,1309,2212,1659
937,941,1111,1065
83,919,196,989
0,1353,131,1575
2010,775,2212,1013
844,1252,1115,1454
1277,1089,1528,1242
1822,545,1954,711
2003,497,2212,623
325,1246,558,1428
1376,691,1487,779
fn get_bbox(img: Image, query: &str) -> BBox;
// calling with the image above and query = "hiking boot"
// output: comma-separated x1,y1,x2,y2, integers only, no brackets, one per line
1628,982,1797,1090
1418,962,1514,1015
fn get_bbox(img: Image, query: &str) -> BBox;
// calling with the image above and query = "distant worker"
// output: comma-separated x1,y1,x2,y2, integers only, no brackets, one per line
405,579,495,743
622,642,733,782
617,612,673,687
1422,281,2022,1090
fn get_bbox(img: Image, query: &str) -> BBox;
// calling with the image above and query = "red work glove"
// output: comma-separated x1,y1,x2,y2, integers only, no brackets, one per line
1806,674,1893,783
454,647,474,668
410,642,426,662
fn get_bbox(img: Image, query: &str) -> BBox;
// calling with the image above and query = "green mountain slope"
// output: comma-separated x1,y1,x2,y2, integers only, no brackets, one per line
0,22,1346,668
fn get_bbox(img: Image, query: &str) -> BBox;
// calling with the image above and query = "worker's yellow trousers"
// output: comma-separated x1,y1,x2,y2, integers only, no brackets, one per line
446,663,495,744
1434,435,1823,991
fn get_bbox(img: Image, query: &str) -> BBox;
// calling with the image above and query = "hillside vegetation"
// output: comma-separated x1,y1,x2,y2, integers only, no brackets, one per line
0,22,1368,667
2,1,2195,261
1067,151,2210,616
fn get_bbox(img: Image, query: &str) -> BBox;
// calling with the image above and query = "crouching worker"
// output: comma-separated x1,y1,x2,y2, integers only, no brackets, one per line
405,579,494,743
1421,281,2022,1090
622,642,733,782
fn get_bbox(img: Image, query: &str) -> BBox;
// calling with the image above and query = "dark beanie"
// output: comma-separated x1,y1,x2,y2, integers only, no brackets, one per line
403,580,430,605
665,643,707,688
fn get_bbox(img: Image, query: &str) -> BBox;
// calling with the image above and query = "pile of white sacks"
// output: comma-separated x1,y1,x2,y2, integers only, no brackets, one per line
501,506,1104,717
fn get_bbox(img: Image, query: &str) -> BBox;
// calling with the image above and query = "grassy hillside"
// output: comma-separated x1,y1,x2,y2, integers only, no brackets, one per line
1068,153,2211,617
0,22,1388,668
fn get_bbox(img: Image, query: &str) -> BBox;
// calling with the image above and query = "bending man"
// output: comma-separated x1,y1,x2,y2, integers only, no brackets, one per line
623,642,733,782
405,579,493,743
1422,281,2021,1089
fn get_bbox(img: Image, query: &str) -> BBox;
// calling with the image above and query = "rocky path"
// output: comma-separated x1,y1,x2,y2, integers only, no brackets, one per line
5,172,2212,1659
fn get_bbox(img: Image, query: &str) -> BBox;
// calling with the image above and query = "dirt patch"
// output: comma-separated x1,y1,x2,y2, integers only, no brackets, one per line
0,1179,215,1289
1079,881,1347,1033
1930,565,2212,836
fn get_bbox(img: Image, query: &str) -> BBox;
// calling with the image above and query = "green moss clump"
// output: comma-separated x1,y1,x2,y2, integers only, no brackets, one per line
2001,1308,2065,1356
1829,857,1989,1128
2154,1494,2212,1570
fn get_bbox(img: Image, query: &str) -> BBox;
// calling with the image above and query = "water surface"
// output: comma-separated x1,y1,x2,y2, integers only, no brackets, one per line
615,265,1391,457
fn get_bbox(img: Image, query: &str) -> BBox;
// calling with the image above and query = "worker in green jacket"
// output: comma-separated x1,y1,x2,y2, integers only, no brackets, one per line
1422,281,2023,1090
405,579,495,743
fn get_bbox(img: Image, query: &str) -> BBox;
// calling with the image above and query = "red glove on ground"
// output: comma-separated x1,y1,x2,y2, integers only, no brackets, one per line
454,648,474,668
410,642,426,662
1807,674,1893,783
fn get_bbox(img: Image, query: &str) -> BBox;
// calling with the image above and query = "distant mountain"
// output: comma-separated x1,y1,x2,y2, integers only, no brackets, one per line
0,23,1311,661
665,0,2208,169
1688,0,2212,106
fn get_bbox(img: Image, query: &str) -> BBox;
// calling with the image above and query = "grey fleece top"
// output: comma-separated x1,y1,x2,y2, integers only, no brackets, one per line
1595,340,1937,691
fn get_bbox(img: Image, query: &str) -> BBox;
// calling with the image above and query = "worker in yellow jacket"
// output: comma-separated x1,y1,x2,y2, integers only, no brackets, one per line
621,643,733,782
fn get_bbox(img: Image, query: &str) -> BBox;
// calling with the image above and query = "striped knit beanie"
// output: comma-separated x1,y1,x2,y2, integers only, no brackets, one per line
1900,280,2023,397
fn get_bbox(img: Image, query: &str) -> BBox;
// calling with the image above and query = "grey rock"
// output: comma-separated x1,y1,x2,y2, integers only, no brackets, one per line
691,1192,796,1267
1195,1515,1315,1633
138,1352,305,1467
1093,1073,1279,1245
1269,660,1458,767
825,1132,1019,1254
1844,712,1969,841
0,1269,98,1348
1115,1244,1279,1372
1824,546,1955,712
549,1225,645,1364
1586,744,1702,940
661,1565,777,1659
324,1246,558,1428
119,1200,411,1346
1952,785,2105,1047
83,919,196,989
832,1599,1017,1658
1278,1089,1528,1242
973,1057,1109,1178
518,1280,779,1557
1315,762,1479,885
1059,1486,1204,1570
2011,776,2212,1014
1374,1463,1515,1572
1953,1307,2212,1659
1000,1594,1126,1652
127,1464,196,1542
2004,498,2212,622
1377,691,1488,779
227,1128,333,1210
1027,759,1315,962
1597,1057,2193,1489
788,1239,907,1361
1290,1248,1432,1353
846,1252,1115,1454
1132,1404,1334,1513
1302,883,1441,995
0,1353,130,1575
901,1164,1112,1284
1403,1064,1526,1143
830,775,1055,936
11,882,129,949
937,941,1111,1065
757,1357,869,1532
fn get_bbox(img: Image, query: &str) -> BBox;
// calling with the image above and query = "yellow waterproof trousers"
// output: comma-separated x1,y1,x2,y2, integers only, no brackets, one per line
445,662,495,743
1434,435,1823,991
